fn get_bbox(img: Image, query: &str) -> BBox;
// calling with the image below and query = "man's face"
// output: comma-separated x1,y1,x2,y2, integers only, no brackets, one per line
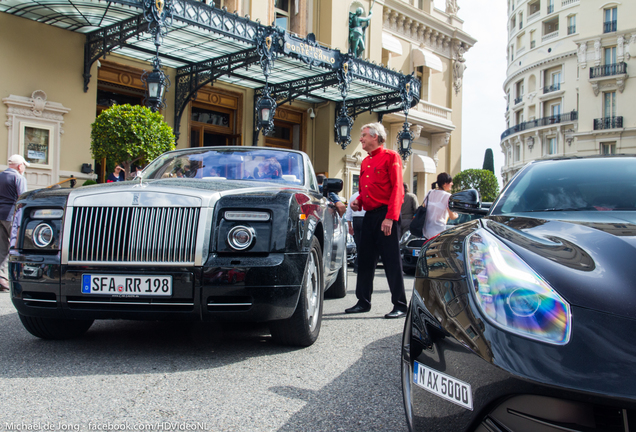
360,128,380,153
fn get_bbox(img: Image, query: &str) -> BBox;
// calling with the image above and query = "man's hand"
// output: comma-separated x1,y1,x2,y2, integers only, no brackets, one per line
348,223,354,235
381,218,393,236
335,202,346,217
350,199,360,211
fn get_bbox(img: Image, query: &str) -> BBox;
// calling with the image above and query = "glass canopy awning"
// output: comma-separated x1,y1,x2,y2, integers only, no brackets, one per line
0,0,420,137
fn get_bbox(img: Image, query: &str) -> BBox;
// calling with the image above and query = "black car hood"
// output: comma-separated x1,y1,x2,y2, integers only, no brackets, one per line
483,213,636,320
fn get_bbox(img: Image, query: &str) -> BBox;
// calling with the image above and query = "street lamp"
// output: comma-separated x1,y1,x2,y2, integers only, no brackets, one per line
397,124,413,159
397,75,415,160
142,57,169,112
255,90,276,135
142,0,173,112
335,105,353,149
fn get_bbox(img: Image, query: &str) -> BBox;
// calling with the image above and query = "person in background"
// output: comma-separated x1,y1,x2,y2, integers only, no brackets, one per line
421,172,459,239
400,182,419,234
130,164,143,179
345,190,365,272
106,164,125,182
0,154,29,291
345,122,407,319
317,174,346,217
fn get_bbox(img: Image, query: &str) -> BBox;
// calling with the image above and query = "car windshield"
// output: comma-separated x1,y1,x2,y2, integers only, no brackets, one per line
142,148,305,185
492,157,636,214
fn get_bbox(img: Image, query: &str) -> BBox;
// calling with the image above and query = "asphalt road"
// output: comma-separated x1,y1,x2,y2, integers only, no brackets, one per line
0,269,414,432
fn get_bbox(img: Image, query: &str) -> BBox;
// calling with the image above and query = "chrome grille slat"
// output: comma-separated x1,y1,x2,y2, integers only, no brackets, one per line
68,206,200,264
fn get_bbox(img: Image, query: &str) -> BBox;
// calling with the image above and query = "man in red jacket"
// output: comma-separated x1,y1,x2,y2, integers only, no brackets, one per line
346,122,407,318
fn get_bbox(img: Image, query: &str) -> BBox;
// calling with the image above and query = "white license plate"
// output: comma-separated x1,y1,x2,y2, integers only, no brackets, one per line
81,275,172,296
412,249,420,257
413,361,473,410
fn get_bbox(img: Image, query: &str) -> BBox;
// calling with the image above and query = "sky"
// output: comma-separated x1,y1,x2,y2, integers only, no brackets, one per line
433,0,508,182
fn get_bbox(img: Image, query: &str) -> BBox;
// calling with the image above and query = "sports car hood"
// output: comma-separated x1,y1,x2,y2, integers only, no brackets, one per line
483,213,636,320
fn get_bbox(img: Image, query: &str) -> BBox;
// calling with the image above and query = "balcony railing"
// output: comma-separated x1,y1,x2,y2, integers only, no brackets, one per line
568,25,576,34
562,0,579,5
542,31,559,42
594,116,623,130
517,46,526,55
547,4,554,13
528,10,540,22
589,62,627,78
543,83,561,93
501,110,578,140
514,96,523,105
604,20,617,33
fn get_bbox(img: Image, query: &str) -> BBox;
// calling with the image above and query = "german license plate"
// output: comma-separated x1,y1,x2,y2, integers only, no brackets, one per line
412,249,420,257
413,361,473,410
81,275,172,296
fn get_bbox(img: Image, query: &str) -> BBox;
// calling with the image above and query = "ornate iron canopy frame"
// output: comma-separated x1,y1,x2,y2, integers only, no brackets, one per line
1,0,421,145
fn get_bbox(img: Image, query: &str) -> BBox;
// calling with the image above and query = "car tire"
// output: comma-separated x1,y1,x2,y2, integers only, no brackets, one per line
270,236,324,347
325,249,347,299
18,314,94,340
403,266,416,276
401,305,416,432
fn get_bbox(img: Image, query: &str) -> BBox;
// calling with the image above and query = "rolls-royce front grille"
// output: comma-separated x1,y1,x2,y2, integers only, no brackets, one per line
68,207,200,264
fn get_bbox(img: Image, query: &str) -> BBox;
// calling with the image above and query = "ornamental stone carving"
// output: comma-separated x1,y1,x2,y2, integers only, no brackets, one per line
577,42,587,69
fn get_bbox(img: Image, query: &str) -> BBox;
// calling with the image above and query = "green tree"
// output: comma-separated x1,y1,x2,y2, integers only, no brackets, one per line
452,169,500,202
482,148,495,173
91,104,175,178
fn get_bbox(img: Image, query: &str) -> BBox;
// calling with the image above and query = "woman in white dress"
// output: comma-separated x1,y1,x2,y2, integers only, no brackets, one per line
421,172,459,239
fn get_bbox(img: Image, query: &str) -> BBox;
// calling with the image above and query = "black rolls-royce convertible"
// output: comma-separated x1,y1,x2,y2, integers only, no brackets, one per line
10,147,347,347
402,155,636,431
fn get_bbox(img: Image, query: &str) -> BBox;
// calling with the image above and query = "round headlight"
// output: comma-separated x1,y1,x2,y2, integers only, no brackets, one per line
33,223,54,248
227,225,256,251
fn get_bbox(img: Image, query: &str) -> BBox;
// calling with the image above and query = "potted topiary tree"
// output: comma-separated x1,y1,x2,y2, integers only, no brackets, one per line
451,168,500,202
91,104,175,180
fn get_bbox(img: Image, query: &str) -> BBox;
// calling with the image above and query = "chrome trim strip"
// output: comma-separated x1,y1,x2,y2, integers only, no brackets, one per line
67,300,195,306
66,260,195,267
207,303,253,306
23,299,57,303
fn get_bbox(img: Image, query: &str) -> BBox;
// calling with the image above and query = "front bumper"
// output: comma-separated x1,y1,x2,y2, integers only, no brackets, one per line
403,278,636,432
10,252,307,323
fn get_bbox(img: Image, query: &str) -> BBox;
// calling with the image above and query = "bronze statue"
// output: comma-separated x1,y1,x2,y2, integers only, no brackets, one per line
349,1,375,58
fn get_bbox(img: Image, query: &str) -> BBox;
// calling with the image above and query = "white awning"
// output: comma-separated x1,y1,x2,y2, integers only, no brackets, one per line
413,155,437,173
412,47,443,73
382,32,403,55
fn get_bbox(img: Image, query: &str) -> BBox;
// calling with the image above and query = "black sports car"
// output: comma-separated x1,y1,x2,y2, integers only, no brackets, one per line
402,155,636,431
400,212,487,275
10,147,347,347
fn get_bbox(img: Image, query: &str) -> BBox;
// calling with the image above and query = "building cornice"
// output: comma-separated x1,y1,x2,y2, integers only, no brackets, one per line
504,51,577,89
381,1,476,61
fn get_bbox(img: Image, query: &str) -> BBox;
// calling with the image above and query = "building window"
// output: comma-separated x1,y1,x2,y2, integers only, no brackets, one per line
516,110,524,124
515,80,524,103
416,66,430,102
568,15,576,34
604,46,617,65
604,91,616,118
543,17,559,36
274,0,290,30
547,0,554,14
519,13,523,29
514,143,521,162
604,7,617,33
265,106,305,151
530,30,536,48
546,137,557,155
601,142,616,155
528,0,540,16
189,87,241,148
550,103,561,117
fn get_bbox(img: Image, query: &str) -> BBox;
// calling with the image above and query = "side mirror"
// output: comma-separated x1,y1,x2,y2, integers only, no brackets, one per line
322,178,343,197
449,189,488,215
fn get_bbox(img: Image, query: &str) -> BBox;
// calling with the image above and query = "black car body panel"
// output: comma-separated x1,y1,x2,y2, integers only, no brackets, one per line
402,156,636,431
10,147,346,346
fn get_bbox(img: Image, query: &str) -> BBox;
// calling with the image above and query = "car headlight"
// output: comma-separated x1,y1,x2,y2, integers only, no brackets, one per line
32,223,54,248
227,225,256,251
400,230,411,244
466,228,571,345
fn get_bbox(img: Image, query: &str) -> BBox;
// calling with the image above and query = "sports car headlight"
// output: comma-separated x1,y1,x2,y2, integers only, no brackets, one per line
466,229,571,345
32,223,54,248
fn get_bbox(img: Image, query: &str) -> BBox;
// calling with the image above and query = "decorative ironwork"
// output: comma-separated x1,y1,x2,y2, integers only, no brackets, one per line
254,28,282,136
589,62,627,79
500,110,578,140
334,61,354,149
397,73,416,160
594,116,623,130
141,56,171,112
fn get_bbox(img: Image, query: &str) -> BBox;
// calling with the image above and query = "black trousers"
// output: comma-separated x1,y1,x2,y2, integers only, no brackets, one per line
354,206,407,310
352,216,364,271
